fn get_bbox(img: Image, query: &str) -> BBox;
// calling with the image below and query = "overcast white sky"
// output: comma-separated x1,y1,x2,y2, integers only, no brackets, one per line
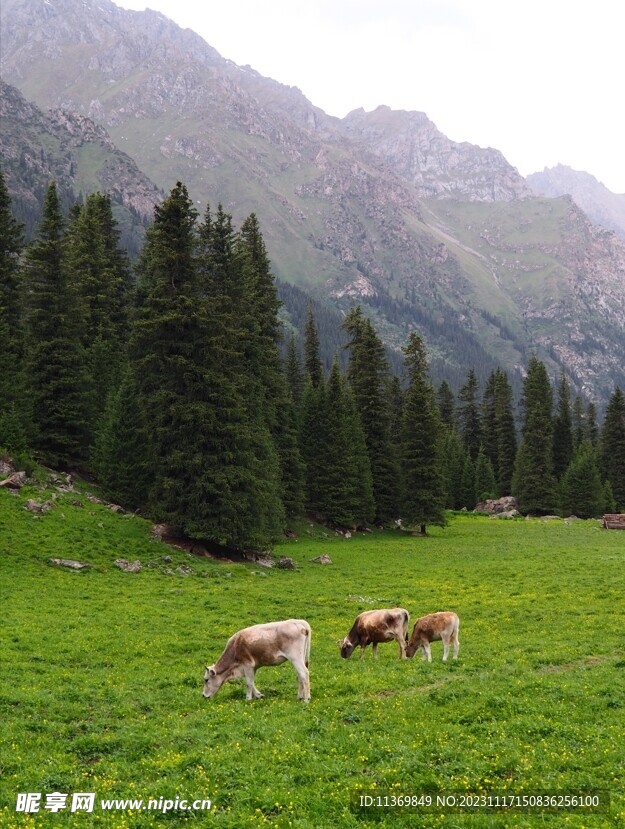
118,0,625,193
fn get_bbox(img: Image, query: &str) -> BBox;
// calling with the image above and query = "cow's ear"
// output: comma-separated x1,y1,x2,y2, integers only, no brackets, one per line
207,667,216,677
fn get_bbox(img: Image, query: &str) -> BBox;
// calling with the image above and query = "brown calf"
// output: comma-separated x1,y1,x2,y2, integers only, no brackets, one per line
406,611,460,662
339,608,410,659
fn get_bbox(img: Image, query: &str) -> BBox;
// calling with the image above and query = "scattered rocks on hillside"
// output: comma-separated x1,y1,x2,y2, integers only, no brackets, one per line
475,496,519,515
0,459,14,476
490,509,520,519
50,558,90,570
49,473,74,492
0,471,27,489
114,558,142,572
311,554,333,564
24,499,54,513
276,556,296,570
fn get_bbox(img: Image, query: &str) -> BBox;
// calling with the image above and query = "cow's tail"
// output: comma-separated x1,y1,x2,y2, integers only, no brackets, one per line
303,624,311,669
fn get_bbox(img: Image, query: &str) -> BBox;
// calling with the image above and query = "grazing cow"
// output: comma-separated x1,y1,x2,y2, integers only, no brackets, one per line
406,611,460,662
339,608,410,660
203,619,311,701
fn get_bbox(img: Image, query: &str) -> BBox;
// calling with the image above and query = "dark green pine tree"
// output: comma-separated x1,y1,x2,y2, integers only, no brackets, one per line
459,451,476,510
475,444,497,502
64,192,132,444
284,332,304,406
457,369,482,460
585,401,599,446
480,371,499,475
299,378,330,515
318,359,374,526
512,356,556,514
442,428,466,509
343,383,375,525
558,442,604,519
600,387,625,510
92,364,152,509
552,371,574,480
22,182,90,466
400,332,447,534
303,301,324,388
436,381,456,430
196,201,284,545
494,368,517,495
236,213,303,523
343,307,399,523
572,395,585,451
0,168,27,451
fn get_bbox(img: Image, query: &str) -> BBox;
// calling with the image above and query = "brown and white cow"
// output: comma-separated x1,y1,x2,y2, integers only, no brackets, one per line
339,608,410,660
203,619,311,701
406,611,460,662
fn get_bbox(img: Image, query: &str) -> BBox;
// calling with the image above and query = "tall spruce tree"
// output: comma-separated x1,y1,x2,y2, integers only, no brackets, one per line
480,371,499,474
400,333,447,534
442,428,466,509
303,302,323,388
284,332,304,405
236,213,303,523
600,387,625,510
343,307,399,523
436,381,455,429
129,186,284,548
494,368,517,495
299,378,330,515
0,168,27,451
512,356,556,514
559,441,603,519
318,359,374,526
22,182,90,466
552,371,574,480
64,192,131,444
475,444,497,502
457,369,482,460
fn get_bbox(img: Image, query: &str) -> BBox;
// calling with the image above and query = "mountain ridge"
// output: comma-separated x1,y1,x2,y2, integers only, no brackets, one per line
2,0,625,405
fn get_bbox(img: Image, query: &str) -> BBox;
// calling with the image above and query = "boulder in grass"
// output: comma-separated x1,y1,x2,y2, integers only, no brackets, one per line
277,556,296,570
50,558,90,570
311,554,333,564
115,558,142,572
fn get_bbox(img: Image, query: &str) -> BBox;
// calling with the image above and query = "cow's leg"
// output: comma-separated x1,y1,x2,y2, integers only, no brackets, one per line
243,666,264,700
423,642,432,662
397,635,407,659
452,633,460,659
291,657,311,702
359,645,366,660
372,642,378,659
442,636,450,662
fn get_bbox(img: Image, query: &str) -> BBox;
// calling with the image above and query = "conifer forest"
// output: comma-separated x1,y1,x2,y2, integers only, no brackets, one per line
1,173,624,550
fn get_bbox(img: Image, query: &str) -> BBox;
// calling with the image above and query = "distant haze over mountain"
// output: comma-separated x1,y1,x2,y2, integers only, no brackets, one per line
527,165,625,243
1,0,625,406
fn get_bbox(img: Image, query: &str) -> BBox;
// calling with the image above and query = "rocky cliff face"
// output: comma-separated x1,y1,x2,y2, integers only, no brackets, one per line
527,165,625,242
340,106,532,202
0,79,161,246
2,0,625,405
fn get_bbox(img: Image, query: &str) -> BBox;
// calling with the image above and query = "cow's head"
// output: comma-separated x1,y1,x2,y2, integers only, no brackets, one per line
339,637,355,659
405,639,423,658
202,664,221,698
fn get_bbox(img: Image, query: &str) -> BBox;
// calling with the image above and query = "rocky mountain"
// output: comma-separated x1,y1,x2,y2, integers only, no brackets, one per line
2,0,625,405
0,79,161,252
527,165,625,242
339,106,532,202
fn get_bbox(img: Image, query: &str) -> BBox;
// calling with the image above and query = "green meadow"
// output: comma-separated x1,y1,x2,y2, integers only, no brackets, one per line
1,479,624,829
